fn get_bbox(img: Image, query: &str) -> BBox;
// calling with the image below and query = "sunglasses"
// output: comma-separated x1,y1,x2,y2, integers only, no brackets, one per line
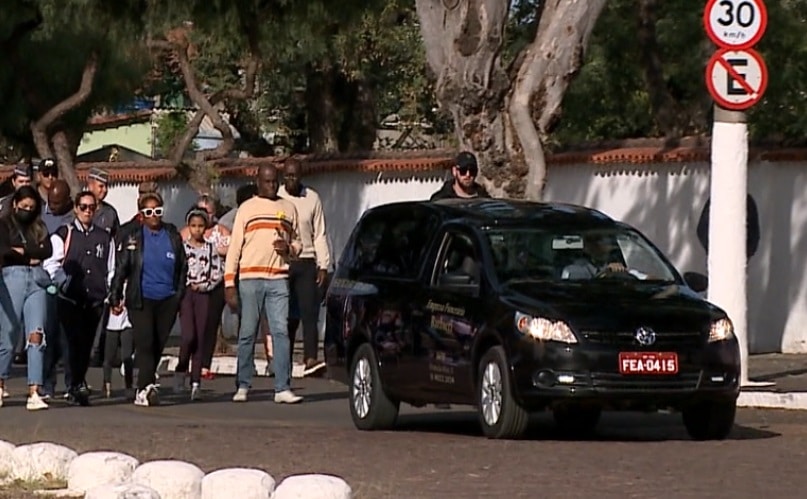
41,171,58,178
141,207,164,218
457,166,478,176
78,203,97,212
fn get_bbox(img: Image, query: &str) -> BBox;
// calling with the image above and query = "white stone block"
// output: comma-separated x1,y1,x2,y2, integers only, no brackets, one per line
273,474,352,499
85,482,162,499
10,442,78,482
131,460,204,499
201,468,274,499
67,451,139,493
0,440,16,478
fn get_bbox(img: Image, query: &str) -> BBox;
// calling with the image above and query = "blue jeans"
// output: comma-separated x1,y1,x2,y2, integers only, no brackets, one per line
237,278,290,392
0,266,48,386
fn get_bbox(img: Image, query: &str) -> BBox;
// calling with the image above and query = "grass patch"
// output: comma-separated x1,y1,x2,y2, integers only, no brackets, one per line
0,476,76,499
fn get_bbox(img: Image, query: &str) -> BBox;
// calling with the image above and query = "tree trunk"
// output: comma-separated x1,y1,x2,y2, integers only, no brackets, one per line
339,78,378,152
415,0,606,199
305,65,341,153
51,128,82,193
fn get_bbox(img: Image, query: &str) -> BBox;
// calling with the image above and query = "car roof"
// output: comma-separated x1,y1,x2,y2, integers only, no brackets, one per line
369,198,617,228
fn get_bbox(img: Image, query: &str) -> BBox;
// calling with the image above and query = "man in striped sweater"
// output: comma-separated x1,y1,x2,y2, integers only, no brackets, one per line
224,164,303,404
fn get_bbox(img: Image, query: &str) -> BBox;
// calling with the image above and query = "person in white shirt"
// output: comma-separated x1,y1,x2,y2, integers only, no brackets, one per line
279,159,330,376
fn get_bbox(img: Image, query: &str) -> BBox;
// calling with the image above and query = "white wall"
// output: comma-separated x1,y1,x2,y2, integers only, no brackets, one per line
104,162,807,354
543,161,807,354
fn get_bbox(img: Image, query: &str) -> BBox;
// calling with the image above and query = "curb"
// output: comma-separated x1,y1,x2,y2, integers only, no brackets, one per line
157,356,309,378
737,391,807,410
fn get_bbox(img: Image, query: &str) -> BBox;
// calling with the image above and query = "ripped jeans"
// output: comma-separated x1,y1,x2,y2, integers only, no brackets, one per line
0,266,48,386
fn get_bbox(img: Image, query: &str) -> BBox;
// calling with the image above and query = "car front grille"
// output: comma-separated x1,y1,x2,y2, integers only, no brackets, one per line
581,330,704,348
590,371,702,391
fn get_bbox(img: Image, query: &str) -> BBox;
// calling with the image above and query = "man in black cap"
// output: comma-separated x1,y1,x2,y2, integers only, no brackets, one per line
36,158,59,206
87,167,120,237
0,162,34,216
429,151,490,201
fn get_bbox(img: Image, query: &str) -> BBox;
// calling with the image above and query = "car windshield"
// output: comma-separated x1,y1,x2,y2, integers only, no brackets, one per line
484,226,679,285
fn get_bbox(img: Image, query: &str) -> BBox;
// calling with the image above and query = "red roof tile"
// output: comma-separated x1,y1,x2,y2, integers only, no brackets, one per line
3,146,807,183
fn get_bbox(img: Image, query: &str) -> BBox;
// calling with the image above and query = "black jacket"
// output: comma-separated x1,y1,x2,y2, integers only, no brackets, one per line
109,222,187,310
429,180,490,201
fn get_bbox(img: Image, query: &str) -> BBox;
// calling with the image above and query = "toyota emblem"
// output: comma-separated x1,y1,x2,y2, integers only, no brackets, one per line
634,327,657,346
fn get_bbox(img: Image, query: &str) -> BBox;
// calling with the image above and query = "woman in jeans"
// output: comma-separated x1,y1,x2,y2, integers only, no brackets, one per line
0,186,53,410
180,194,230,380
109,192,186,407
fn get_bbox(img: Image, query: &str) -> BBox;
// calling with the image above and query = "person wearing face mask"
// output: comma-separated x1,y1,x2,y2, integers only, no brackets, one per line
109,192,187,407
43,191,115,406
180,193,231,380
0,186,54,411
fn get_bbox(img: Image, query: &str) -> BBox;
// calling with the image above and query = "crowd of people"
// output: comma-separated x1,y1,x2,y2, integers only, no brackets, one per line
0,150,488,411
0,157,332,409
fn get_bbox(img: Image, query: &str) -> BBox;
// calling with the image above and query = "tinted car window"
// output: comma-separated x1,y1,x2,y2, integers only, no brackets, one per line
345,207,440,278
485,226,678,283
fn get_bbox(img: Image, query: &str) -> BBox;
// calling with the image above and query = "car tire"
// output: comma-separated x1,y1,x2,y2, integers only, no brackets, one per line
682,399,736,440
349,343,399,431
477,346,529,439
553,404,601,436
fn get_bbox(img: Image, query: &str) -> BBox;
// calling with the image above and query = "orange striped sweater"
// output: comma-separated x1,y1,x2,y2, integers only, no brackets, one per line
223,196,302,287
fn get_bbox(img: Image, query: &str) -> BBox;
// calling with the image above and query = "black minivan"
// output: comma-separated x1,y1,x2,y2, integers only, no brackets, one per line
323,199,741,440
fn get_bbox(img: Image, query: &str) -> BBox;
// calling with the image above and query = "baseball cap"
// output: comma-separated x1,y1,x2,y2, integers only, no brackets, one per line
13,162,33,179
88,167,110,184
455,151,478,173
37,158,58,175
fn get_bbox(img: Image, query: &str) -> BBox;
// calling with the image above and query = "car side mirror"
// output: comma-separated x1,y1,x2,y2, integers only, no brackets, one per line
438,273,480,296
683,271,708,293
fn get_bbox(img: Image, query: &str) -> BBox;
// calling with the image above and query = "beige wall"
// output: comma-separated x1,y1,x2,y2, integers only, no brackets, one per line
104,162,807,353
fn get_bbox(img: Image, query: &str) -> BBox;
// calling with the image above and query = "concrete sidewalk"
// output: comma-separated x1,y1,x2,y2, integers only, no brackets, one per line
159,344,807,409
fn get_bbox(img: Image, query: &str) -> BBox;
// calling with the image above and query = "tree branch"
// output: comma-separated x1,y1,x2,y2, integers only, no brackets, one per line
30,52,99,139
508,0,606,199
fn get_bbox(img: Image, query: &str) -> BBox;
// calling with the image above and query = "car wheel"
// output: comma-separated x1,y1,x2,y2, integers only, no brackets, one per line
682,399,736,440
477,346,529,439
553,404,601,436
349,343,399,431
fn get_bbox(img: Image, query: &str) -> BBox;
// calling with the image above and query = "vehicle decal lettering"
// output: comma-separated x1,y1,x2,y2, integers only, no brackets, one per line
425,300,466,316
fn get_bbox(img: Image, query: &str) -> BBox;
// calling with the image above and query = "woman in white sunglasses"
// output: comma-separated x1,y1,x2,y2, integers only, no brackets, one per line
109,192,187,407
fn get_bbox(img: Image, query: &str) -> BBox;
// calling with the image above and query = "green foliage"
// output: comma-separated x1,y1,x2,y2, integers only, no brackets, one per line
0,0,150,152
153,111,196,158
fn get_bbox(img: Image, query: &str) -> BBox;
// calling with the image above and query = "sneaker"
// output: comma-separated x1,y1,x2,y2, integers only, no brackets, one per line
146,384,160,406
303,359,326,377
134,389,149,407
1,388,8,398
292,363,306,378
190,382,201,401
232,387,249,402
67,387,90,407
26,393,49,411
274,390,303,404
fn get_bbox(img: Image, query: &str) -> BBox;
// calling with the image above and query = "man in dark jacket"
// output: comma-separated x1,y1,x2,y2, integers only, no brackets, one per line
430,151,491,201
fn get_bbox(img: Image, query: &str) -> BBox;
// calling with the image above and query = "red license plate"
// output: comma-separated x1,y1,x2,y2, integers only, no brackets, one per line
618,352,678,375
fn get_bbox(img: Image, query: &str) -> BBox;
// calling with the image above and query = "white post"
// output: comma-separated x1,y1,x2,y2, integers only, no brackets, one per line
707,106,771,387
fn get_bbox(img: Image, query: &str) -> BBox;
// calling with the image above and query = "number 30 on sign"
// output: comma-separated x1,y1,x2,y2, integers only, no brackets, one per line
704,0,768,50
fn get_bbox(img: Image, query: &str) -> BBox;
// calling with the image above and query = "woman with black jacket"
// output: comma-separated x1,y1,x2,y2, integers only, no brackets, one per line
0,186,53,411
109,192,187,407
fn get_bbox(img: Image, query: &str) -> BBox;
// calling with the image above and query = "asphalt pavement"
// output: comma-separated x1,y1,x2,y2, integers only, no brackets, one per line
1,363,807,498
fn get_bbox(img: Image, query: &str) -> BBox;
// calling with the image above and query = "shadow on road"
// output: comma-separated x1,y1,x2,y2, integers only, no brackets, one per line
394,410,780,442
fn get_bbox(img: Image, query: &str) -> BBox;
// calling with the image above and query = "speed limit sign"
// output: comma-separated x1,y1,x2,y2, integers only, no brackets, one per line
704,0,768,49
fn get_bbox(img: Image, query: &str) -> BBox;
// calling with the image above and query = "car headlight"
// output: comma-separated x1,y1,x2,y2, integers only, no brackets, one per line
709,318,734,343
514,312,578,344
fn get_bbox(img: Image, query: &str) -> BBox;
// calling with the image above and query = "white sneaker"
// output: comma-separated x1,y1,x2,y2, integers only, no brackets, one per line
274,390,303,404
190,382,201,401
1,388,8,398
292,363,305,379
232,387,249,402
134,389,149,407
26,393,49,411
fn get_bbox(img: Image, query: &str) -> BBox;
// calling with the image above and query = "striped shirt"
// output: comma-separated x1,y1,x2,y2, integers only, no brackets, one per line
223,196,302,286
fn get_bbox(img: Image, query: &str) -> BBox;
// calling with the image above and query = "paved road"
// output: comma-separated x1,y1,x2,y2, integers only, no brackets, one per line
0,367,806,498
